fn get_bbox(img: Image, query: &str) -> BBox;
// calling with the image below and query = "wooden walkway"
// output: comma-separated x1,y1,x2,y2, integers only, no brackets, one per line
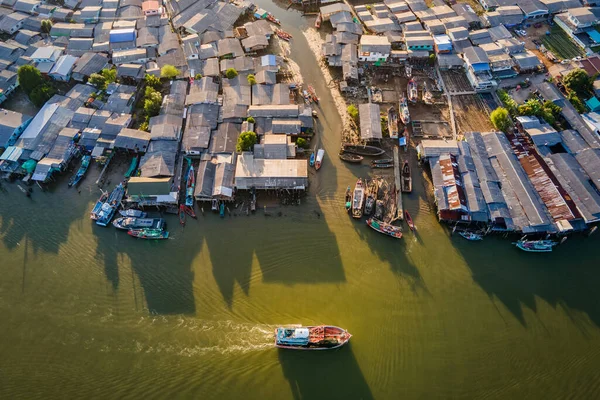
394,146,403,220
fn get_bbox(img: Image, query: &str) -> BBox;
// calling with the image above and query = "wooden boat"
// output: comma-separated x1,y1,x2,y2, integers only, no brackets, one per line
372,158,393,164
352,179,364,219
399,95,410,125
513,239,557,252
275,325,351,350
267,13,280,25
408,79,418,103
128,228,169,240
401,160,412,193
95,183,125,226
388,107,399,139
315,13,322,29
113,217,164,230
342,144,385,156
405,64,412,78
307,84,319,103
211,199,219,212
275,29,292,41
371,162,393,169
374,200,384,220
185,160,195,207
366,218,402,239
179,204,186,226
184,205,197,219
423,82,433,105
302,90,312,104
400,127,409,151
364,194,375,215
404,210,415,231
124,155,138,178
309,152,315,167
90,192,108,221
459,231,483,241
315,149,324,170
312,110,318,118
119,209,147,218
345,186,352,212
338,152,363,163
69,155,91,187
219,202,225,218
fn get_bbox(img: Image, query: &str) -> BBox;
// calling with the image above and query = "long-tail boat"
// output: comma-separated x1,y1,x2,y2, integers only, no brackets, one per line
401,160,412,193
69,155,91,187
128,228,169,240
366,218,403,239
352,179,364,219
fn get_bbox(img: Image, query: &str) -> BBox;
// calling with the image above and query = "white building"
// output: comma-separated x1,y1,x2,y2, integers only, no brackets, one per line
358,35,391,62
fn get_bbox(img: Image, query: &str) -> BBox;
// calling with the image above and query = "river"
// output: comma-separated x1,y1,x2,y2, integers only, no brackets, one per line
1,3,600,399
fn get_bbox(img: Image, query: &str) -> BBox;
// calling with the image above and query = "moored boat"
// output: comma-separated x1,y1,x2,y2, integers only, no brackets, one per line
90,192,108,221
388,107,399,139
338,152,363,163
307,84,319,103
372,158,393,164
371,162,393,169
212,199,219,212
185,160,195,207
408,79,418,103
184,205,197,219
405,210,415,231
309,152,315,167
374,200,384,220
342,144,385,156
401,160,412,193
275,325,351,350
119,209,147,218
513,239,557,252
315,148,324,170
352,179,364,219
69,155,91,187
113,217,165,230
179,204,186,226
266,13,280,25
315,13,322,29
366,218,403,239
128,228,169,240
275,29,292,41
345,186,352,212
95,183,125,226
459,231,483,241
219,202,225,217
399,96,410,125
364,194,375,215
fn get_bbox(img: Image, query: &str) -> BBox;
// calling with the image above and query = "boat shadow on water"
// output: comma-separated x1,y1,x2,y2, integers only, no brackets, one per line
278,343,373,400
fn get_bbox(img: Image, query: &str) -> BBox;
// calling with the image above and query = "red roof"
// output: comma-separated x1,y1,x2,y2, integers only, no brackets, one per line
580,56,600,76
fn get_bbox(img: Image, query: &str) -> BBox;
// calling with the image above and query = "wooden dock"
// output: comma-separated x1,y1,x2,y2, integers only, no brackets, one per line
394,146,404,220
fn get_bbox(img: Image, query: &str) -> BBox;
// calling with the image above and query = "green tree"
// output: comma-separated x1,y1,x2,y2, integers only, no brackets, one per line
88,72,107,89
101,67,116,84
490,107,510,132
541,109,556,126
347,104,359,122
144,85,158,98
497,89,517,115
160,64,180,79
195,73,203,80
144,91,163,117
236,131,258,152
296,137,308,149
139,121,149,132
29,84,56,107
518,99,542,116
225,68,238,79
567,92,586,114
563,69,593,97
428,53,436,66
246,116,255,123
543,100,561,118
144,74,162,89
41,19,52,34
17,65,43,95
247,74,257,85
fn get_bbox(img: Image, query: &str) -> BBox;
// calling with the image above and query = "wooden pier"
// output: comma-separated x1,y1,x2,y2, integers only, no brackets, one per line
393,146,404,220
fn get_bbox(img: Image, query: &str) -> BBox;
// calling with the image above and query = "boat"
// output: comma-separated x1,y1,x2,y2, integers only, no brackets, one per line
364,194,375,215
366,218,403,239
339,152,363,163
374,200,384,220
274,325,351,350
513,239,557,252
275,29,292,41
459,231,483,241
113,217,165,230
345,186,352,212
307,84,319,103
315,149,324,170
219,202,225,218
400,127,409,151
90,192,109,221
94,183,125,226
119,209,147,218
423,82,433,105
405,64,412,78
124,155,138,178
408,79,418,103
185,161,195,207
312,110,319,118
399,95,410,125
267,14,280,25
184,205,197,219
404,210,415,231
401,160,412,193
68,155,91,187
342,144,385,156
179,204,186,226
371,162,393,169
372,158,393,164
315,13,322,29
387,107,399,139
309,152,315,167
127,228,169,240
212,198,219,212
352,179,364,219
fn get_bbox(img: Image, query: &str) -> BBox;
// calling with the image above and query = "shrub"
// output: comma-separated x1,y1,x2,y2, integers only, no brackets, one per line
246,116,255,123
29,84,56,107
225,68,238,79
17,65,43,95
41,20,52,34
144,91,163,117
101,67,116,84
247,74,257,85
347,104,359,122
567,92,586,114
490,107,510,132
563,69,593,97
195,73,203,80
160,64,180,79
296,137,308,149
236,131,258,152
145,74,162,89
88,72,107,89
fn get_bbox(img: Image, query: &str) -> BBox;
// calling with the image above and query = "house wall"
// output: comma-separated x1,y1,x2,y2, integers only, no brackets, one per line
554,16,588,49
358,49,390,62
0,80,19,104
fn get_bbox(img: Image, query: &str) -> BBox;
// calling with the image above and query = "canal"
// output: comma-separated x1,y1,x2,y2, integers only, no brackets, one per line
1,3,600,399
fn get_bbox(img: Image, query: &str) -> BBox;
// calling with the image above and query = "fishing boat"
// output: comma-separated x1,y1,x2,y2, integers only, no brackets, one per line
312,110,319,118
401,160,412,193
388,107,399,139
128,228,169,240
275,325,351,350
94,183,125,226
315,149,325,170
339,152,363,163
408,79,418,103
179,204,186,226
345,186,352,212
90,192,108,221
315,13,322,29
366,218,403,239
184,205,197,219
266,13,280,25
374,200,384,220
307,84,319,103
275,29,292,41
513,239,557,252
401,127,409,150
185,161,195,207
404,210,415,231
69,155,91,187
423,82,433,105
372,158,393,164
124,155,138,178
399,95,410,125
212,199,219,212
352,179,364,219
113,217,165,230
342,144,385,156
219,202,225,218
364,194,375,215
405,64,412,78
371,162,393,169
459,231,483,241
119,209,147,218
309,152,315,167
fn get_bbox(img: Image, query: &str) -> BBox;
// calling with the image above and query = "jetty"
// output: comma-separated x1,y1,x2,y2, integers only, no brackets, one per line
393,147,403,221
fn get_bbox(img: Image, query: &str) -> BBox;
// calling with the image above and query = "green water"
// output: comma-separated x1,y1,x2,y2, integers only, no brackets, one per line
2,4,600,399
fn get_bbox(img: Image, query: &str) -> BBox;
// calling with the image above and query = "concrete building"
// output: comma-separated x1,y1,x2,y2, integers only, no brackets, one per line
358,35,391,62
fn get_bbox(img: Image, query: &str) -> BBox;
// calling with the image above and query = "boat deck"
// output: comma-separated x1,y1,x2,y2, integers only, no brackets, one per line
394,147,404,221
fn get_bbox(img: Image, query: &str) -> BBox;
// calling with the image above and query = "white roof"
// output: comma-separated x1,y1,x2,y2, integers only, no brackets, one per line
235,153,307,178
31,46,61,60
49,55,77,76
294,328,309,338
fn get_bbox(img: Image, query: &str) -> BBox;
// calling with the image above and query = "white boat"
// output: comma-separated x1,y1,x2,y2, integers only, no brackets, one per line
408,79,418,103
315,149,325,170
352,179,364,219
459,231,483,241
513,239,557,252
399,95,410,125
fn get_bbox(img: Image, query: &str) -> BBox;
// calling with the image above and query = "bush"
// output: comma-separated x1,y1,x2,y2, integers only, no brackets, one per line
139,121,149,132
246,116,255,123
428,53,436,66
88,72,107,89
41,20,52,34
195,73,203,80
144,91,163,117
144,85,158,98
567,92,586,114
490,107,510,132
101,67,116,84
497,89,517,115
225,68,238,79
17,65,43,95
160,64,180,79
347,104,359,122
145,74,162,89
563,69,593,98
29,84,56,107
247,74,257,85
296,137,308,149
236,131,258,152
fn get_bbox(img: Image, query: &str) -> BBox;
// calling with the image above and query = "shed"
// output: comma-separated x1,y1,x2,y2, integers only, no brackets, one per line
114,128,150,151
359,103,382,141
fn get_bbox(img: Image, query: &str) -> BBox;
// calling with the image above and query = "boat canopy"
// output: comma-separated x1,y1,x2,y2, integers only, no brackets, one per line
276,328,310,345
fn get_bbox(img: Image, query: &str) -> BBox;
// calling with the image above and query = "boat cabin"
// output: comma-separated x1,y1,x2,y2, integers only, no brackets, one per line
276,328,309,346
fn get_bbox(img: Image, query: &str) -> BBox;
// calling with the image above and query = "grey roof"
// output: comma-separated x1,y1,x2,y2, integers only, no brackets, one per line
194,159,216,199
14,29,40,45
186,77,219,105
463,46,490,64
0,109,32,146
117,63,145,79
158,24,179,55
255,69,276,84
248,105,299,118
518,0,548,15
71,52,108,79
137,26,159,47
202,30,224,44
182,123,211,153
114,128,151,151
139,139,178,177
148,114,183,141
513,51,542,69
559,129,588,154
217,38,244,58
187,102,220,130
575,148,600,191
69,106,95,130
209,122,240,153
359,103,382,140
242,35,269,51
251,83,290,106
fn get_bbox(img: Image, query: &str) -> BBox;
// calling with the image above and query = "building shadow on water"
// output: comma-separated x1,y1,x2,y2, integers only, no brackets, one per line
278,344,373,400
455,235,600,329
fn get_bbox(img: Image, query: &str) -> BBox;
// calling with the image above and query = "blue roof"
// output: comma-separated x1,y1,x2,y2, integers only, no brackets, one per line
586,96,600,111
587,30,600,44
261,54,276,66
110,29,136,43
